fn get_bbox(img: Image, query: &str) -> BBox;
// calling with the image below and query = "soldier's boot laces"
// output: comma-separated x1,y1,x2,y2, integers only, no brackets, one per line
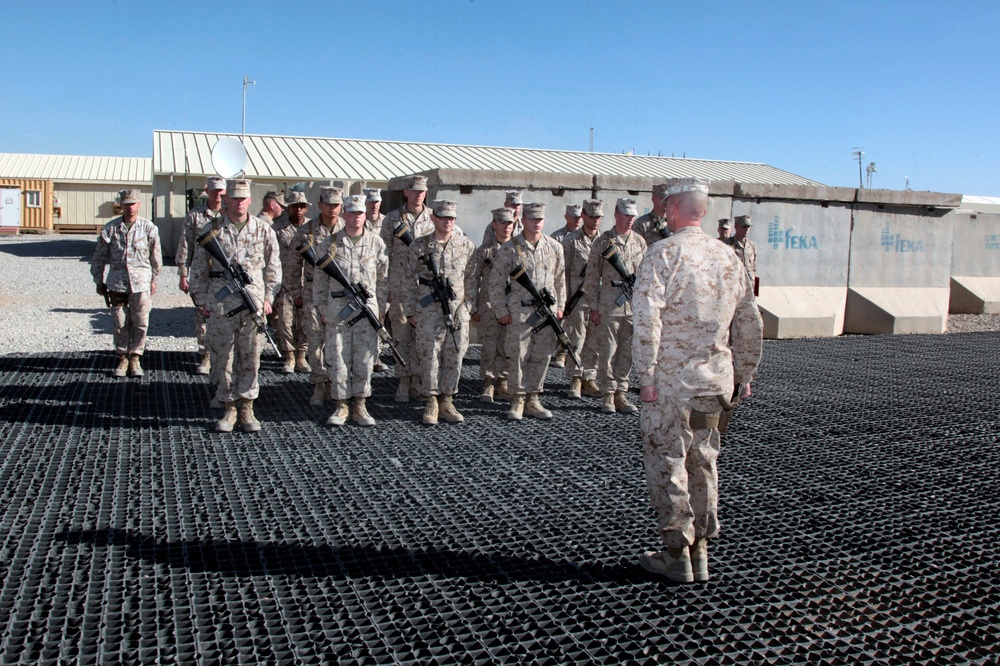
394,377,410,403
601,393,617,414
326,400,350,426
614,391,638,414
215,402,238,433
280,351,295,374
439,395,464,423
567,377,582,399
294,351,310,373
525,393,553,420
506,395,525,421
352,397,375,427
422,396,439,425
239,399,261,432
310,381,328,407
496,378,511,402
479,380,495,404
194,353,211,376
112,354,129,378
581,379,602,397
128,354,143,378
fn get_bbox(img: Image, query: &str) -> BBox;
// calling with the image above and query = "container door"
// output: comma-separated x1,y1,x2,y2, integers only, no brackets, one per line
0,188,22,229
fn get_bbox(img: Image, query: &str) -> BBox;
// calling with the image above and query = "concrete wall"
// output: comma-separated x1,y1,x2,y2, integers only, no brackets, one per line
949,211,1000,313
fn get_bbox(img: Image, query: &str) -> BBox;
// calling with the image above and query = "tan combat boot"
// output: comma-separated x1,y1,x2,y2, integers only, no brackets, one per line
614,391,638,414
352,397,375,427
524,393,553,420
128,354,143,378
690,539,709,582
310,381,328,407
194,353,211,376
422,396,439,425
550,349,566,368
439,395,464,423
506,395,525,421
601,393,616,414
581,379,602,397
112,354,129,378
239,399,261,432
567,377,582,399
281,351,295,374
639,546,694,583
326,400,350,426
215,402,238,432
394,377,410,403
496,378,511,402
479,379,495,404
294,351,310,373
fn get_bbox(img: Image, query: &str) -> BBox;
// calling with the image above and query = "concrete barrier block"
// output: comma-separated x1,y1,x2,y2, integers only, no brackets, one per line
949,276,1000,314
855,188,962,208
848,208,954,289
756,286,845,338
844,287,949,334
733,182,856,203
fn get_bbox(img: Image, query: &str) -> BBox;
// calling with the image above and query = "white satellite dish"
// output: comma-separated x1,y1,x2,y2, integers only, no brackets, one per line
211,137,248,179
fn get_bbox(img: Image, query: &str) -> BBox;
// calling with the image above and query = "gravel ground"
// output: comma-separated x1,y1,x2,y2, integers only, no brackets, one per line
0,233,997,355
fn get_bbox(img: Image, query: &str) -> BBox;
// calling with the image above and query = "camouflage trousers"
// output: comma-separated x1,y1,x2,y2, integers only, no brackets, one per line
594,314,633,394
304,291,326,385
563,307,598,381
641,395,722,549
505,318,557,395
112,291,151,356
272,288,307,354
386,299,417,380
477,314,508,381
189,293,206,354
324,313,377,400
205,309,264,403
414,311,470,397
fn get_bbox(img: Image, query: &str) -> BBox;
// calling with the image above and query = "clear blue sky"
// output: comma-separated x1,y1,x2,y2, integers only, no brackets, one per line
2,0,997,195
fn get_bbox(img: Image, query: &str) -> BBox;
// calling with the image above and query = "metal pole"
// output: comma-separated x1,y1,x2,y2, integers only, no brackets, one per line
242,75,255,145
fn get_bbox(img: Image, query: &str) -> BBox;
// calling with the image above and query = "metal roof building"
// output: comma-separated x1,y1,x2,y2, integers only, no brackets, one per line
152,130,822,186
0,153,152,233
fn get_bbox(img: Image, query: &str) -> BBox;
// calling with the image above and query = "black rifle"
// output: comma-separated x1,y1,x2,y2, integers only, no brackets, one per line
296,240,405,367
509,263,581,367
197,228,281,356
601,244,636,307
393,219,414,246
417,252,460,351
562,265,587,318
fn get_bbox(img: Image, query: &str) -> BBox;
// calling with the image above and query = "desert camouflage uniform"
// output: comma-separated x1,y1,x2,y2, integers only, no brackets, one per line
91,216,162,356
365,213,386,236
632,226,762,549
487,234,566,395
732,238,758,282
176,204,224,353
585,229,647,395
404,232,477,397
561,228,600,382
290,218,338,385
470,238,509,382
312,228,388,400
550,225,575,243
272,217,310,356
190,215,281,404
380,204,434,380
633,211,670,248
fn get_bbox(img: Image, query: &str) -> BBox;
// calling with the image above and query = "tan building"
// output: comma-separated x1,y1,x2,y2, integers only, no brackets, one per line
0,153,151,234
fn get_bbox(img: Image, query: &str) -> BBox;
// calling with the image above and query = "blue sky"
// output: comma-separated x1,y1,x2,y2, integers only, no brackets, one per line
2,0,997,194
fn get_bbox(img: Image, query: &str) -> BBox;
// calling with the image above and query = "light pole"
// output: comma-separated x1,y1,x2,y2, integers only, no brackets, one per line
852,148,864,188
242,75,256,144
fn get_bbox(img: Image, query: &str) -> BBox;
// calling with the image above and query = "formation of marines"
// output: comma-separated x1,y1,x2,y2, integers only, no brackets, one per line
92,174,759,435
90,175,763,583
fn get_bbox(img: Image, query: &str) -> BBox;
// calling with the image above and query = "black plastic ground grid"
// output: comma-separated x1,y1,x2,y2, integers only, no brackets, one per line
0,333,999,663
